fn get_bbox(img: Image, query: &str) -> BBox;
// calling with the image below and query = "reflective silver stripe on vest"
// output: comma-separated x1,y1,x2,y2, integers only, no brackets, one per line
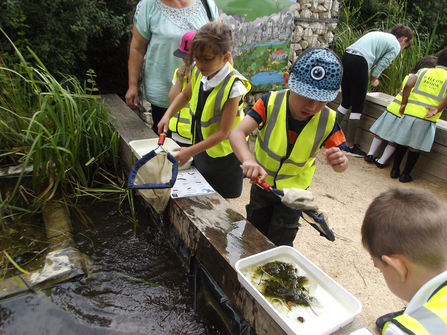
407,99,443,109
392,92,403,104
276,160,317,182
255,91,330,179
257,90,287,162
194,68,200,80
408,306,447,334
253,152,278,178
254,90,286,178
282,107,330,168
200,70,241,127
276,107,329,181
178,116,191,124
411,68,447,102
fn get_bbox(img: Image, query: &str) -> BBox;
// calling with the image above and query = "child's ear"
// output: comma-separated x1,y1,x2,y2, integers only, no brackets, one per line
382,254,408,282
223,51,232,64
283,72,290,88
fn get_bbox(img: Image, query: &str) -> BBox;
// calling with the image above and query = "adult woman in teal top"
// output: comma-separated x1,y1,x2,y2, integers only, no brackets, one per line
336,24,413,157
125,0,220,133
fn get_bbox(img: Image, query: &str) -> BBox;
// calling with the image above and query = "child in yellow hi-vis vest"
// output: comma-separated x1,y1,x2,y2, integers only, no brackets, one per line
158,22,251,200
229,48,348,246
168,30,197,147
364,55,437,168
388,48,447,182
362,188,447,334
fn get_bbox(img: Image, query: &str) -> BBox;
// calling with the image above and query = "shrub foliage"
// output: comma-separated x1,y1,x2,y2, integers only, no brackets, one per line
0,0,131,96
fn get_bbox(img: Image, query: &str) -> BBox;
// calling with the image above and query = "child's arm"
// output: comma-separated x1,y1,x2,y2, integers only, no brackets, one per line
399,75,417,115
425,94,447,118
173,96,240,167
158,81,192,135
168,66,188,102
229,115,268,182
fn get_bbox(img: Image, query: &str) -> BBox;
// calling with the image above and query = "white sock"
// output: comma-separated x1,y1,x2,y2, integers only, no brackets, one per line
368,138,382,156
337,105,349,114
377,144,396,165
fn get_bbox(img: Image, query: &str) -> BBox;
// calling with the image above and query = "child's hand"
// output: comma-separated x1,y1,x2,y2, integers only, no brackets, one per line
324,147,348,173
177,65,188,77
172,147,193,168
242,159,268,183
370,77,379,87
424,107,438,118
157,116,170,135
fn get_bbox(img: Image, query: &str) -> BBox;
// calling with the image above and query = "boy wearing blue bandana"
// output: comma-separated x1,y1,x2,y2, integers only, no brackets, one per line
229,48,348,246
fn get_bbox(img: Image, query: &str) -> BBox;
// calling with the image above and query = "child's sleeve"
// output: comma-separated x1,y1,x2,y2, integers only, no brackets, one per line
246,93,271,129
371,44,400,78
322,122,348,150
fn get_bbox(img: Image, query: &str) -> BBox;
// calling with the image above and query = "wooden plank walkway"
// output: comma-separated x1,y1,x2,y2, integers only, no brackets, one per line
102,94,371,335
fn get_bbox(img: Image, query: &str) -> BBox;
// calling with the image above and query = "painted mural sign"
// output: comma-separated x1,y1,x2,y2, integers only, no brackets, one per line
215,0,297,91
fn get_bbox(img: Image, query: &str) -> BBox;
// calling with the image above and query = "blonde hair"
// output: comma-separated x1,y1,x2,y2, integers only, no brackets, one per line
362,188,447,268
190,22,233,60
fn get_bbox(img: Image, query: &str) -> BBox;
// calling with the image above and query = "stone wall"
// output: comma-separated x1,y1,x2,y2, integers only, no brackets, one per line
289,0,340,68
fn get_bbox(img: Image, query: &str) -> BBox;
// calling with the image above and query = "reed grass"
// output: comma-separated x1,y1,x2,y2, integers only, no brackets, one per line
1,29,122,213
334,0,440,97
1,29,135,278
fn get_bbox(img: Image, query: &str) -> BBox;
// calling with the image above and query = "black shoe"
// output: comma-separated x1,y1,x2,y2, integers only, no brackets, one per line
374,158,385,169
390,169,400,179
344,144,366,157
376,309,406,332
399,173,413,183
364,154,374,163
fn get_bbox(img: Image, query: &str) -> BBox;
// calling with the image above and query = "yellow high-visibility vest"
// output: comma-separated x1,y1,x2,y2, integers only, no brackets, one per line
382,281,447,335
168,68,193,140
404,67,447,122
254,90,336,190
387,74,414,117
190,64,251,158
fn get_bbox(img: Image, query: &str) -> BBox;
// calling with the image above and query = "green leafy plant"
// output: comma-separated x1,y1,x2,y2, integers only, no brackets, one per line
0,28,137,224
0,29,138,280
334,0,442,97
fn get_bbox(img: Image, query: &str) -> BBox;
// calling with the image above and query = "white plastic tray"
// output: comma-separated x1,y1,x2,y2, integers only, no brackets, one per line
235,246,362,335
129,138,193,170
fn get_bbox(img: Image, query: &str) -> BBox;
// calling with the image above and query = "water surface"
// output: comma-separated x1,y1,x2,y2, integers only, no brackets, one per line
0,199,212,334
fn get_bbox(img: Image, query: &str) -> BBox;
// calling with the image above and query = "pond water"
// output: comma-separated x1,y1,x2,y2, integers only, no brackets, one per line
250,71,284,85
0,199,221,334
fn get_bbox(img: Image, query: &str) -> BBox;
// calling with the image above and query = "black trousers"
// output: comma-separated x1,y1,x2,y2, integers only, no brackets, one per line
246,184,301,246
340,52,369,115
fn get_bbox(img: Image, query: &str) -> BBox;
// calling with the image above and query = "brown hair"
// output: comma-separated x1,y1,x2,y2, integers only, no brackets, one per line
437,48,447,67
410,55,437,73
362,188,447,268
190,22,233,60
390,24,413,49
